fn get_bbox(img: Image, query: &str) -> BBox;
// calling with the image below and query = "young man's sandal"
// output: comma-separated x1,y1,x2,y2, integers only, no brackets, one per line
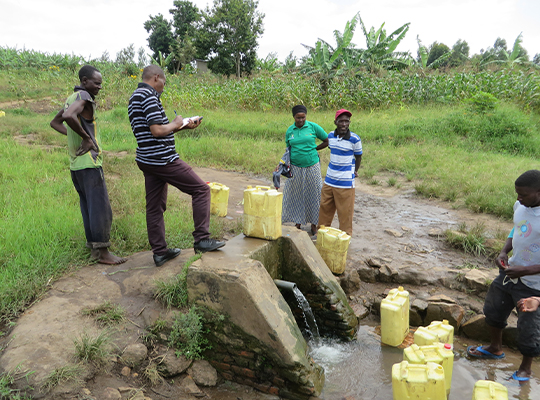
511,371,530,382
466,345,505,359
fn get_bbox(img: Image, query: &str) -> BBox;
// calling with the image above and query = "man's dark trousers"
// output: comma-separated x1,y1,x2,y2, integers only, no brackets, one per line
136,159,211,255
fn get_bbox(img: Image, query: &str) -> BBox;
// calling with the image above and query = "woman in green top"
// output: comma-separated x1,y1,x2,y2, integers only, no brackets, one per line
282,105,328,235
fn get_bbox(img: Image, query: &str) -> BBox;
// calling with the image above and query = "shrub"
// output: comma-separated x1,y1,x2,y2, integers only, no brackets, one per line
465,92,499,114
169,306,209,360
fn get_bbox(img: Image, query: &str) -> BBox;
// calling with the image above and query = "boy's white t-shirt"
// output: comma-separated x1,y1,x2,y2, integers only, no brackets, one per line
509,201,540,290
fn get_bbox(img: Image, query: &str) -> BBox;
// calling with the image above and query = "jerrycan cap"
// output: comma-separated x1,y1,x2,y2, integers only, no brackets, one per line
442,319,449,324
444,343,451,349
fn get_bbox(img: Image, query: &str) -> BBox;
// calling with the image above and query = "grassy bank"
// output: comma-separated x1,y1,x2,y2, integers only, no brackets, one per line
1,67,540,323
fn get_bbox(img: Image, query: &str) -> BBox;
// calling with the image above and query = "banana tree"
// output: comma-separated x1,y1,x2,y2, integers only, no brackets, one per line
415,35,453,69
482,32,527,68
354,14,412,71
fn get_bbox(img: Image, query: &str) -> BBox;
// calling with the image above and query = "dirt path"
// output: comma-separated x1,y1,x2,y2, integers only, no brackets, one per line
0,167,517,399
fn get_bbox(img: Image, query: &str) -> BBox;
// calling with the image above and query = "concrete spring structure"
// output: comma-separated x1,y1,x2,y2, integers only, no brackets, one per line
187,226,358,399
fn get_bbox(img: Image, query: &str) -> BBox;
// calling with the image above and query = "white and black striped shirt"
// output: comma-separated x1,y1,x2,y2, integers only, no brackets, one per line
128,83,179,165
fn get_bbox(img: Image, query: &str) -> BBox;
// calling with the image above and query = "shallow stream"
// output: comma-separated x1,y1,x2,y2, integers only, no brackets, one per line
310,325,539,400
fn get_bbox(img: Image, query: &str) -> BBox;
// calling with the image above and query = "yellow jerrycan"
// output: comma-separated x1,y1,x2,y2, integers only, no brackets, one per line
243,185,282,240
472,380,508,400
315,226,351,274
381,286,410,346
208,182,230,217
403,343,454,395
414,319,454,346
392,361,446,400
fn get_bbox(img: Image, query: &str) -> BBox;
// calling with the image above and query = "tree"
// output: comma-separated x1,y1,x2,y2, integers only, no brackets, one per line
427,42,450,68
170,0,200,40
300,12,412,75
447,39,469,67
144,14,175,61
533,53,540,66
481,33,529,68
196,0,264,77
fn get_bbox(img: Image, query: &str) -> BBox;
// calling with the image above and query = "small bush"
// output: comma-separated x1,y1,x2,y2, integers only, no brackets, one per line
154,254,201,308
465,92,499,114
169,306,209,360
73,330,111,368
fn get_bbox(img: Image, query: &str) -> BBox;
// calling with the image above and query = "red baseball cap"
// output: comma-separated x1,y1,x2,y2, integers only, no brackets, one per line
335,109,352,120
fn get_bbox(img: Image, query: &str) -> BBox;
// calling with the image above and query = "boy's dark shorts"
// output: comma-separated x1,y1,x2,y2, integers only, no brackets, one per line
483,273,540,358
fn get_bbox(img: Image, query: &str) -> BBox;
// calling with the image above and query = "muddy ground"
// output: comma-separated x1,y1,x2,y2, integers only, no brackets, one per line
0,166,526,399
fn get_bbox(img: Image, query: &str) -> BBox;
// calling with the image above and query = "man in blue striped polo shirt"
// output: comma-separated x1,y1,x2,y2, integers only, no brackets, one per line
317,109,362,236
128,65,225,266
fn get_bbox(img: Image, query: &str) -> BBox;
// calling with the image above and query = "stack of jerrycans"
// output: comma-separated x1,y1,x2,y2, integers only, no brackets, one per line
414,319,454,347
381,286,410,347
315,226,351,274
391,361,446,400
208,182,230,217
403,343,454,396
472,380,508,400
243,186,282,240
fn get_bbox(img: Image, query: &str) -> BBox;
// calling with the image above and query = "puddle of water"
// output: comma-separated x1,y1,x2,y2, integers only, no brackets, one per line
310,325,539,400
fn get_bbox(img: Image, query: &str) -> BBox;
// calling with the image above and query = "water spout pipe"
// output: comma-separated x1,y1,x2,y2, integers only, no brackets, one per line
274,279,297,292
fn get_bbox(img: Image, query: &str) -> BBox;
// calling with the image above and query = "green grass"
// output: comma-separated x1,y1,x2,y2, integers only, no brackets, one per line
41,364,84,392
153,254,202,309
82,301,126,326
73,330,111,368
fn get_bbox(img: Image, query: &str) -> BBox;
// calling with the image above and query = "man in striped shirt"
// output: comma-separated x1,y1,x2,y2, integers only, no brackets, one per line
317,109,362,236
128,65,225,266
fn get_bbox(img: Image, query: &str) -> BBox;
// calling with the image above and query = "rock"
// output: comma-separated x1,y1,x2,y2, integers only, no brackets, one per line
384,229,403,238
463,269,497,293
121,366,131,376
357,263,378,283
427,294,456,304
425,302,464,328
379,264,398,283
412,299,429,311
401,226,412,232
189,360,218,387
365,256,392,267
121,343,148,367
351,303,369,320
160,349,193,378
460,314,490,342
180,375,204,396
81,388,92,395
409,309,423,327
102,387,121,400
409,298,428,326
339,270,361,294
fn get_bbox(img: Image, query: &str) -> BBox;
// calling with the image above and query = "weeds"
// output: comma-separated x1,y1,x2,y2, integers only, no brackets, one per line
142,361,164,386
445,223,487,257
41,364,83,392
82,301,125,326
0,366,34,399
154,254,202,308
169,306,209,360
73,330,111,368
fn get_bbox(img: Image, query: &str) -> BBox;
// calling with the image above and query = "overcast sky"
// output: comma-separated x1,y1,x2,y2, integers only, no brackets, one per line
1,0,539,63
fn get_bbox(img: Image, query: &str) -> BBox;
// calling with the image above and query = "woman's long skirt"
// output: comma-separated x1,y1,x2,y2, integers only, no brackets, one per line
281,163,323,225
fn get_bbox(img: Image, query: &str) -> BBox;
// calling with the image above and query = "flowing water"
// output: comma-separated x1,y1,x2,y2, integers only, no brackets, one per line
291,285,320,340
310,325,540,400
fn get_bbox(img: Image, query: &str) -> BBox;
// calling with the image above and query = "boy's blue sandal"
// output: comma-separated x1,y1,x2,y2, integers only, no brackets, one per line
511,371,530,382
466,345,505,359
